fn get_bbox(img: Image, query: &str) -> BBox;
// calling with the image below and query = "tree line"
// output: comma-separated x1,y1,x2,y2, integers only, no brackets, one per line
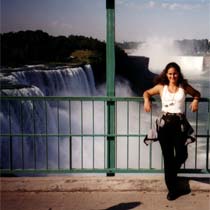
1,30,110,67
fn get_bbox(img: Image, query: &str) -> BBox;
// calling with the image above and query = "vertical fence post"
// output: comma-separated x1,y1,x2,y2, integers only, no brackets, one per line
106,0,115,176
206,99,210,172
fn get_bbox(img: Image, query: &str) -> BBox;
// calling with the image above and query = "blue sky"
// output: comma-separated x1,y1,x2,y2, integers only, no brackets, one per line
1,0,210,41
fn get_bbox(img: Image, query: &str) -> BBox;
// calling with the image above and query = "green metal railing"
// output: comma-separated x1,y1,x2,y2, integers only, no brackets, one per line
106,0,116,175
0,96,209,175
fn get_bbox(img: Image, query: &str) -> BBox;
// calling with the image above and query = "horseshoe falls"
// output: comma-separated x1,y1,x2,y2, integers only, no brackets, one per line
149,56,205,77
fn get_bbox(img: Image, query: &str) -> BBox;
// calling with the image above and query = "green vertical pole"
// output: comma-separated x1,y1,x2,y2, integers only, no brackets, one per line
106,0,115,176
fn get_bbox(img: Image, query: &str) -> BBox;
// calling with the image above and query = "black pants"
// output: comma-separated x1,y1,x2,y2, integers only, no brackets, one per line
158,114,188,193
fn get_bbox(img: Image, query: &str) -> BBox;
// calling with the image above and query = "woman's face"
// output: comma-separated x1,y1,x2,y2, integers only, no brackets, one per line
166,67,179,84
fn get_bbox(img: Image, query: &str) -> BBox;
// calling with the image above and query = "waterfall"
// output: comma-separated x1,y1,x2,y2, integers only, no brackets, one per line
146,55,205,76
1,64,96,96
1,64,98,136
0,65,99,169
173,56,204,76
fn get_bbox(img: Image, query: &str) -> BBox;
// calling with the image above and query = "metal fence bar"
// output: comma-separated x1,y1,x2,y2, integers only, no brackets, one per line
45,99,48,170
32,100,37,170
127,101,129,169
106,0,116,175
115,101,118,169
69,100,72,170
8,101,13,170
138,102,141,169
20,100,24,170
57,100,60,170
104,101,106,169
195,110,198,169
149,101,153,169
81,100,83,169
207,100,210,171
92,100,95,169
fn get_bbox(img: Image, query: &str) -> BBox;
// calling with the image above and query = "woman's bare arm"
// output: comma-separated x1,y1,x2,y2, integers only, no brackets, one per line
143,84,162,112
185,84,201,112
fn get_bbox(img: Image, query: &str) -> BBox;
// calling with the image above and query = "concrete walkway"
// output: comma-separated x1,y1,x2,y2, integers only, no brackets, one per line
1,175,210,210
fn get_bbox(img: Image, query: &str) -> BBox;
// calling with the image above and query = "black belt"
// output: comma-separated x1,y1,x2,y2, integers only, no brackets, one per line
162,112,184,117
161,112,185,123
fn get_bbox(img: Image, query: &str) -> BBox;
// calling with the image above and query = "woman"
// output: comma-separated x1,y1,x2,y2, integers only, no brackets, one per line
143,62,200,201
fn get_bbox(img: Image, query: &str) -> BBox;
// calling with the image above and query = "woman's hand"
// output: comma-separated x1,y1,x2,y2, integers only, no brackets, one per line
144,100,151,112
189,99,199,112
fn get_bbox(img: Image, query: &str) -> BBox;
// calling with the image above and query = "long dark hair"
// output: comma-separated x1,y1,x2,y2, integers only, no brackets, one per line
154,62,188,87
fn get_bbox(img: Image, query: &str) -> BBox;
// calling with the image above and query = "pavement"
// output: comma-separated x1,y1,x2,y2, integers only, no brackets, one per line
1,174,210,210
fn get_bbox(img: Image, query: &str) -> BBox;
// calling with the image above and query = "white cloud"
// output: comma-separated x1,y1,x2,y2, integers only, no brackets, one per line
52,20,73,29
116,0,130,6
116,0,125,5
148,1,156,8
161,2,204,10
116,1,207,11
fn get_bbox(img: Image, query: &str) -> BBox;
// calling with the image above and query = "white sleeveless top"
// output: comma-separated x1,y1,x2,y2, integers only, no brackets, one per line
161,85,185,114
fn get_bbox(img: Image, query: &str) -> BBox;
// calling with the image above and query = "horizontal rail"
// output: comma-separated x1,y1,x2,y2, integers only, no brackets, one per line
1,96,209,102
1,168,209,174
0,134,147,137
